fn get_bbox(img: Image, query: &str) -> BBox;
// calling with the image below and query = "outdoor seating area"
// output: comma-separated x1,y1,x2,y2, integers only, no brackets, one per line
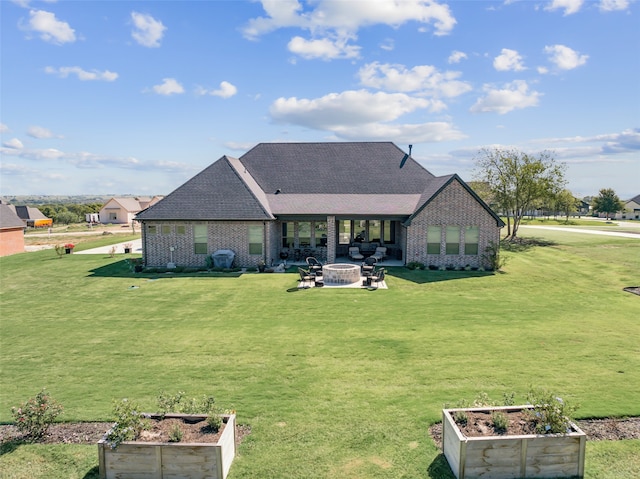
297,259,387,290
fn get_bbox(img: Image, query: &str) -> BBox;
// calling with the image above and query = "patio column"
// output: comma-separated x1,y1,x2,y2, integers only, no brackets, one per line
326,215,336,263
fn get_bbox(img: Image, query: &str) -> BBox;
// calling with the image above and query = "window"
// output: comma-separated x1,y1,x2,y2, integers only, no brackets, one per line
109,212,117,221
161,225,171,235
282,222,295,248
148,225,157,234
369,220,381,243
338,220,351,244
194,224,207,254
427,226,441,254
382,220,395,244
314,221,327,246
298,222,311,246
446,226,460,255
176,225,185,235
248,225,263,255
465,226,479,255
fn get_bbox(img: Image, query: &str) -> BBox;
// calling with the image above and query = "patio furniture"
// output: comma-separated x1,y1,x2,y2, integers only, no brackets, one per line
306,257,323,275
371,268,385,284
348,246,364,261
371,246,387,261
362,256,377,276
298,267,314,288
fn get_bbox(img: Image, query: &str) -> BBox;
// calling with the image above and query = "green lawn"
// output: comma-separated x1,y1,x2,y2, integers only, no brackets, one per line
1,229,639,478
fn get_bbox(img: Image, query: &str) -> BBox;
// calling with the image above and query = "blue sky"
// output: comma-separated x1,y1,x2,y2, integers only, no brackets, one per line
1,0,638,199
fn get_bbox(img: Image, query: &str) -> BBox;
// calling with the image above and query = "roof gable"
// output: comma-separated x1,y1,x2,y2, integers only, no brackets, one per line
136,156,273,221
0,204,26,229
406,174,505,227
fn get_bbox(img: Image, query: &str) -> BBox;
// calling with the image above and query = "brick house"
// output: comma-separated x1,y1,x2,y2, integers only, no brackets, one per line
136,142,504,269
0,203,26,256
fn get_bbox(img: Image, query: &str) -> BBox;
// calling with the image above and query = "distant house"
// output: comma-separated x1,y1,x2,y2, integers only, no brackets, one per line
615,194,640,220
99,196,163,224
6,204,53,228
137,142,504,269
0,203,26,256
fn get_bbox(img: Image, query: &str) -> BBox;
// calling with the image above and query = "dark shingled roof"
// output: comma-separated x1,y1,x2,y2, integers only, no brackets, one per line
136,142,502,224
137,156,273,221
0,204,26,230
240,142,435,194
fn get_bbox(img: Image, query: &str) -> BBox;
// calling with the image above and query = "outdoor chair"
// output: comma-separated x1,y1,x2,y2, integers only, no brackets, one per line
348,246,364,261
371,246,387,261
306,257,323,275
362,256,377,276
298,267,314,288
371,268,385,285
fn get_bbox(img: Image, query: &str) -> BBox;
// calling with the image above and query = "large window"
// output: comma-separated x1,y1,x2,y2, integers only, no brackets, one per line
382,220,395,244
282,222,295,248
298,222,311,246
465,226,479,255
248,225,263,255
314,221,327,246
369,220,381,243
427,226,441,255
446,226,460,255
339,220,351,244
194,224,208,254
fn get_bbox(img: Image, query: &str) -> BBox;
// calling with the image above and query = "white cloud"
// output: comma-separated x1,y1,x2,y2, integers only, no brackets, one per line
44,66,118,81
243,0,456,39
470,80,541,114
196,81,238,98
544,0,584,15
27,126,61,139
332,121,466,143
212,81,238,98
358,62,472,99
380,39,395,51
288,35,360,60
448,50,467,64
493,48,526,71
3,138,24,149
0,123,8,133
270,89,434,130
150,78,184,96
544,44,588,70
131,12,166,48
24,9,76,44
599,0,629,11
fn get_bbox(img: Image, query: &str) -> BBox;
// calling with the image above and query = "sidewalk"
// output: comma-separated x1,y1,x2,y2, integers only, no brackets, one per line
74,238,143,254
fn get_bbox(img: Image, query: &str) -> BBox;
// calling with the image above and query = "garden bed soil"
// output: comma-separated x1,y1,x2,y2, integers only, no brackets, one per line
0,418,251,446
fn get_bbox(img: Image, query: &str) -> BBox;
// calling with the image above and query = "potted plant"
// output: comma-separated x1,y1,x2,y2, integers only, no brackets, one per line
64,243,75,254
98,393,237,479
442,391,586,479
257,258,266,273
123,243,133,254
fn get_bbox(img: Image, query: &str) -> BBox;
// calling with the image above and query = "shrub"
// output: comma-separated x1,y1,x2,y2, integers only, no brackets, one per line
492,411,508,434
106,398,149,448
405,261,424,270
168,424,183,442
526,388,578,434
11,389,63,441
156,391,225,432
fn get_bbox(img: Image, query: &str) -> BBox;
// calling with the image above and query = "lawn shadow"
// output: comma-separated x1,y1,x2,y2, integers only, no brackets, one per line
427,453,455,478
387,267,495,285
0,439,24,456
87,260,243,279
82,465,100,479
501,236,557,252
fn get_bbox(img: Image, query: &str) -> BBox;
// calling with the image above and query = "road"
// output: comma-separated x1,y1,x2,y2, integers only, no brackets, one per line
518,225,640,239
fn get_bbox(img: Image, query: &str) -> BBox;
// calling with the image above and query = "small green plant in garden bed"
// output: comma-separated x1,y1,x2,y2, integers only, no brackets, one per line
11,389,63,441
157,391,224,431
106,398,149,448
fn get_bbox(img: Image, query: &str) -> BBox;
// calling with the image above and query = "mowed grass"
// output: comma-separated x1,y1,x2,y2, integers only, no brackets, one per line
1,229,639,478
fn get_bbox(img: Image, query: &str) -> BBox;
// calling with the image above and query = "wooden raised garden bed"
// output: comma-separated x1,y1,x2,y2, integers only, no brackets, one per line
98,413,236,479
442,406,586,479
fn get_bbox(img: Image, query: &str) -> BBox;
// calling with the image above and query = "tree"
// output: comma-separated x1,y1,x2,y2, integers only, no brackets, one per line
473,148,566,240
554,189,580,222
592,188,624,219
